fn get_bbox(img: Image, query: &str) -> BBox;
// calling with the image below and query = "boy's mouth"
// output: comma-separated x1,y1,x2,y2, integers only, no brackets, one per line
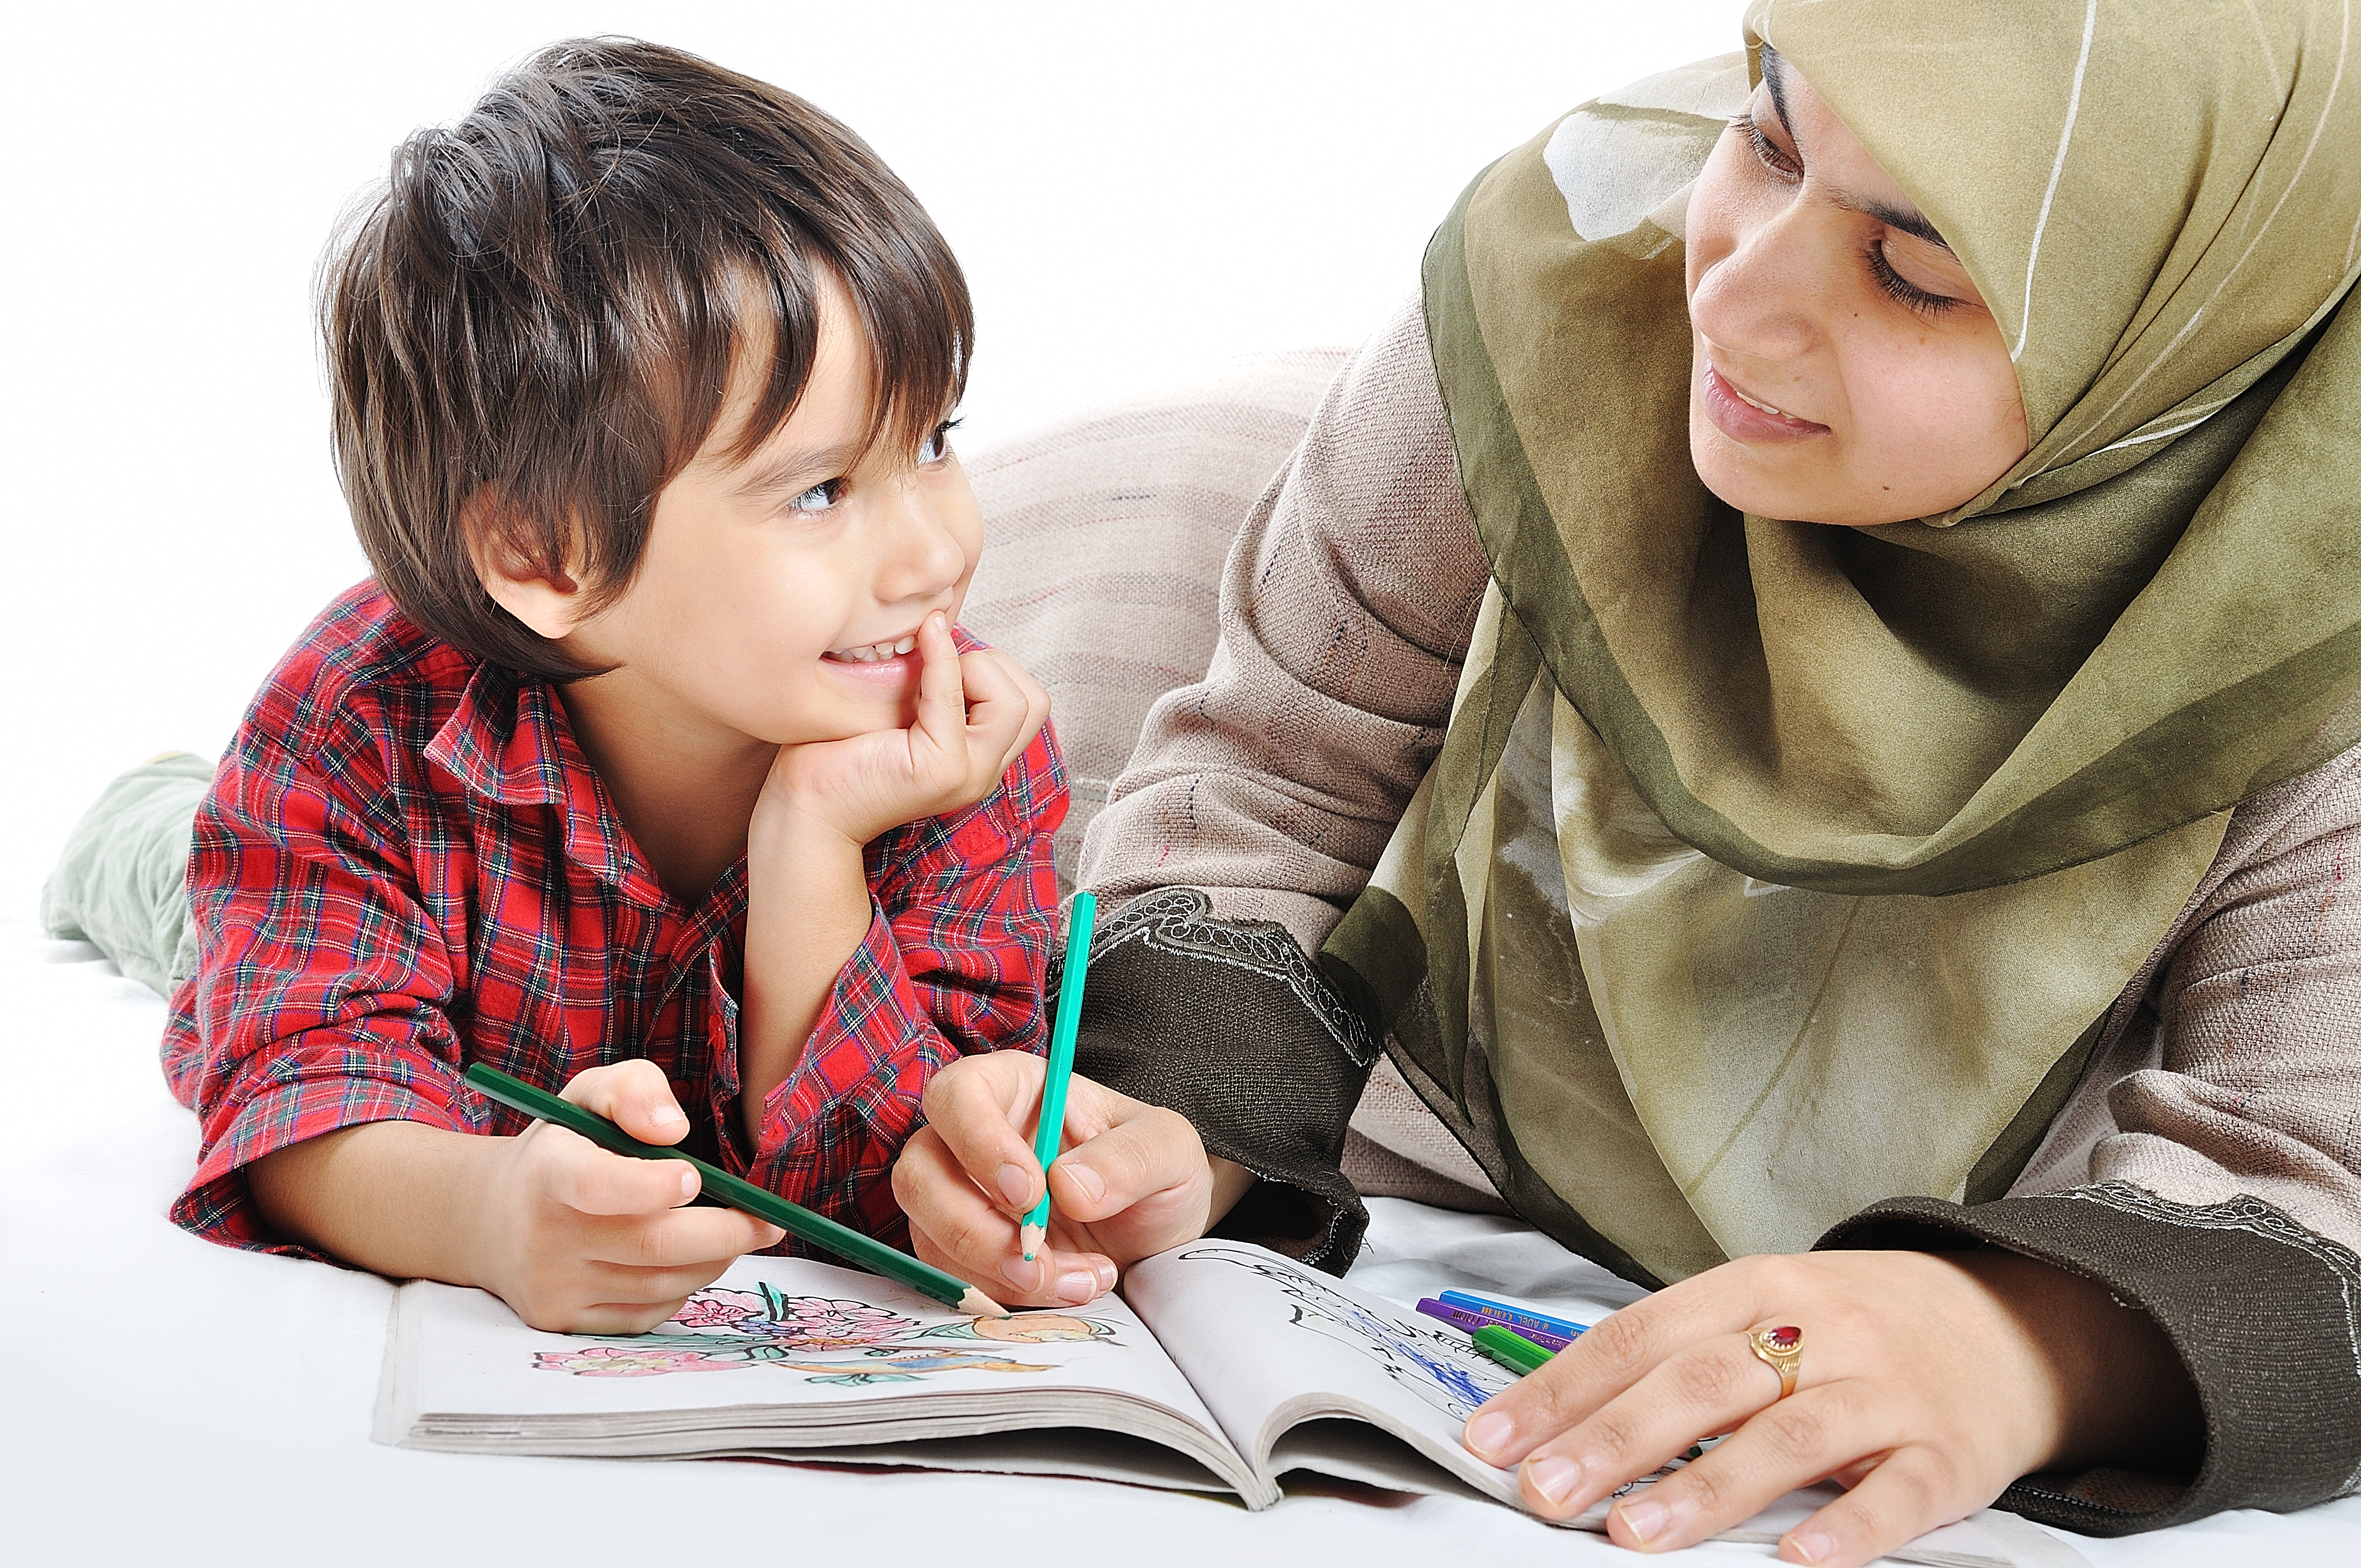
823,633,919,665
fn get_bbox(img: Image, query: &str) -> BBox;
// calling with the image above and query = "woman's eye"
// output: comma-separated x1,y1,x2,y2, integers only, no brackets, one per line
1733,112,1801,180
917,418,960,466
788,477,845,514
1867,238,1962,320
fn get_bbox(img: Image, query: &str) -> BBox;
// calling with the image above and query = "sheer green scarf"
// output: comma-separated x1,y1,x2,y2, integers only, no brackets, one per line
1325,0,2361,1284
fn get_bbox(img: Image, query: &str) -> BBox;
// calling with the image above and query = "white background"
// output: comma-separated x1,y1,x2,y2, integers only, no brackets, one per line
0,0,1740,914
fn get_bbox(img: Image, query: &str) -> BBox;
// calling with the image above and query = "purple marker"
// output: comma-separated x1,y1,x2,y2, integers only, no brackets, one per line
1416,1294,1582,1352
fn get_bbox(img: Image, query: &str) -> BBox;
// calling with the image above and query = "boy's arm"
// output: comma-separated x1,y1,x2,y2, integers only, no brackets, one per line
734,614,1057,1218
181,691,777,1327
247,1064,780,1332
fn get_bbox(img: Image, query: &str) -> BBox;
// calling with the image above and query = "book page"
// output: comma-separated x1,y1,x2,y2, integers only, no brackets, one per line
376,1253,1248,1490
1122,1241,1524,1500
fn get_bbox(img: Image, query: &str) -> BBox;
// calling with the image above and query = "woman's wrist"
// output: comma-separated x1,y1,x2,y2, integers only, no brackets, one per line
1942,1248,2202,1474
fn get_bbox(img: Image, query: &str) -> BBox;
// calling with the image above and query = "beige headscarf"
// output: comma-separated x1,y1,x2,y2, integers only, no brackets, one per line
1324,0,2361,1284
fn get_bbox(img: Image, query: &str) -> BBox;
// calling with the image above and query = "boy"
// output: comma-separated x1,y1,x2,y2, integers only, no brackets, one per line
160,37,1071,1333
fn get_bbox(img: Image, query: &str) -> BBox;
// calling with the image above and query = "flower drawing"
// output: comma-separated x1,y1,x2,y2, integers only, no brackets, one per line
665,1289,768,1330
534,1345,743,1377
756,1297,921,1348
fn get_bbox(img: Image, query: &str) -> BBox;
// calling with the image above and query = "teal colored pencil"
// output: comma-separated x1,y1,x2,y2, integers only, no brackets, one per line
461,1062,1009,1317
1021,889,1096,1262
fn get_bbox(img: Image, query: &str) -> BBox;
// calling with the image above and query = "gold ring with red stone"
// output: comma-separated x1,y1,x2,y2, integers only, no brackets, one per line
1747,1324,1802,1400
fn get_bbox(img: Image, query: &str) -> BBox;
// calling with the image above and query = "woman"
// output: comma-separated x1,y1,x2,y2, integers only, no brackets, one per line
892,1,2361,1562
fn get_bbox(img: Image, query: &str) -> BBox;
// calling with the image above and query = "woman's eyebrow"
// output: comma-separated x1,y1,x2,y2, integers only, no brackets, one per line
1847,194,1953,252
1760,43,1955,254
1760,45,1796,138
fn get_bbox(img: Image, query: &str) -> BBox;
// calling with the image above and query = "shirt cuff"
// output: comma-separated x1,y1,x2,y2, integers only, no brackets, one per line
171,1039,474,1254
1073,888,1377,1272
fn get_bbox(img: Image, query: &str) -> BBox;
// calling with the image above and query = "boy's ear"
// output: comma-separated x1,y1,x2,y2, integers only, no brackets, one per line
464,489,589,642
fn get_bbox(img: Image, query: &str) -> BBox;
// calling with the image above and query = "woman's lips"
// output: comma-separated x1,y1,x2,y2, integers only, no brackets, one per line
1700,363,1830,444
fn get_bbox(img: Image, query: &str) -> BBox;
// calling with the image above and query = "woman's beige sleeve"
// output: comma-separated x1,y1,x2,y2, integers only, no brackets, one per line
1076,294,1490,957
1067,296,1490,1266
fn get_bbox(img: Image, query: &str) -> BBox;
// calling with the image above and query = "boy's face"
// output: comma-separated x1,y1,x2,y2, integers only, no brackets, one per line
560,275,981,752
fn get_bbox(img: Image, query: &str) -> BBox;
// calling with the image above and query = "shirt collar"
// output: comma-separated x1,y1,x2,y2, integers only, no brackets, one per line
423,661,663,902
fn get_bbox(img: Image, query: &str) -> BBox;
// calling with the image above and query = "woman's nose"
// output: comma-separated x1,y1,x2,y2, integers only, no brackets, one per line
1689,200,1825,366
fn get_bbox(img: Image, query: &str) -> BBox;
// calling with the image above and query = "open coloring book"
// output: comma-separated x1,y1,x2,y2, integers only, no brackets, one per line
376,1240,2079,1568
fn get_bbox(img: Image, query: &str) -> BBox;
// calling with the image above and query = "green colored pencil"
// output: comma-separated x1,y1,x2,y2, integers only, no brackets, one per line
462,1061,1009,1317
1472,1323,1556,1377
1021,889,1095,1261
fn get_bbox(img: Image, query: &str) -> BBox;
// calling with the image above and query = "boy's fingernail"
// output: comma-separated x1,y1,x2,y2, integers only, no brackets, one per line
678,1168,698,1199
1092,1259,1118,1294
1061,1162,1106,1204
995,1163,1032,1207
1056,1267,1099,1303
1462,1410,1514,1459
1615,1496,1667,1543
1788,1530,1837,1566
1525,1456,1581,1507
649,1102,687,1126
1002,1256,1045,1291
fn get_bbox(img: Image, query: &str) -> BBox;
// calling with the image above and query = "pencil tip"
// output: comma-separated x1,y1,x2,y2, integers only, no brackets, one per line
1019,1223,1046,1263
957,1287,1014,1319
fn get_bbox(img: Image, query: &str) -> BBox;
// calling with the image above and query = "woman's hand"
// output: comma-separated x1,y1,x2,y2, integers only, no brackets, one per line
891,1052,1254,1306
1459,1249,2199,1566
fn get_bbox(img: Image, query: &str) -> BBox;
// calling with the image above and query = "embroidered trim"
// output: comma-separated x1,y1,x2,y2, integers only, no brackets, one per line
1078,888,1377,1067
2057,1180,2361,1493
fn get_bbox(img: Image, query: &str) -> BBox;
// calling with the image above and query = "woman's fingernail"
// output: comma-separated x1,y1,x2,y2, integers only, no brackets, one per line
1788,1529,1837,1565
1057,1267,1099,1303
995,1163,1032,1206
1001,1256,1045,1290
1616,1496,1667,1543
1463,1410,1514,1460
1092,1259,1118,1293
1525,1455,1581,1506
1061,1162,1106,1204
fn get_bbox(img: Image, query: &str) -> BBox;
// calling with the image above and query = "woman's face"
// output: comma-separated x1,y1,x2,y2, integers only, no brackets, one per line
1684,50,2028,526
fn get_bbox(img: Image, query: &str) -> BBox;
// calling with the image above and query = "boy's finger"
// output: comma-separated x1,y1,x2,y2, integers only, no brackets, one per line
539,1130,701,1216
587,1204,784,1270
910,611,969,757
1048,1103,1208,1223
917,1051,1049,1214
562,1058,692,1147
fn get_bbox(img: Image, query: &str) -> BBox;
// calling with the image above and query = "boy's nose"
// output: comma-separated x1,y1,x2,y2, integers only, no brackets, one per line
872,484,970,603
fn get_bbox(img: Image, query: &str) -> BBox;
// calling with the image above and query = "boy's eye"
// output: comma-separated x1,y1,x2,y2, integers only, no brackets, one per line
788,477,845,514
917,417,960,466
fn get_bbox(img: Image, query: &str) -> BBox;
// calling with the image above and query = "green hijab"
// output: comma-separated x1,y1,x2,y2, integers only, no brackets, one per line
1323,0,2361,1286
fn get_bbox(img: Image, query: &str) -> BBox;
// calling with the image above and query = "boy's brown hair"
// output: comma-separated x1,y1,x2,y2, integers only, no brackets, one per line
323,37,972,679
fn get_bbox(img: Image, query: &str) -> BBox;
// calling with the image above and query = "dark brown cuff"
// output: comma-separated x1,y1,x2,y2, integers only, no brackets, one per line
1820,1182,2361,1535
1069,889,1375,1272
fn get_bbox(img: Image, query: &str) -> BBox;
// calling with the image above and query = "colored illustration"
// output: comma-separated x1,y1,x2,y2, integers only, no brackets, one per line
1175,1245,1514,1420
530,1282,1124,1385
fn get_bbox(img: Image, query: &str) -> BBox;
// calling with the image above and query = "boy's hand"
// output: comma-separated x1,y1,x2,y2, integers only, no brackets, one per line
891,1052,1255,1307
472,1060,784,1333
760,611,1049,850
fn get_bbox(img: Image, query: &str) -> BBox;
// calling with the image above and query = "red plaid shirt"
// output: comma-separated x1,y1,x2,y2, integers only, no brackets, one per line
162,582,1066,1254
